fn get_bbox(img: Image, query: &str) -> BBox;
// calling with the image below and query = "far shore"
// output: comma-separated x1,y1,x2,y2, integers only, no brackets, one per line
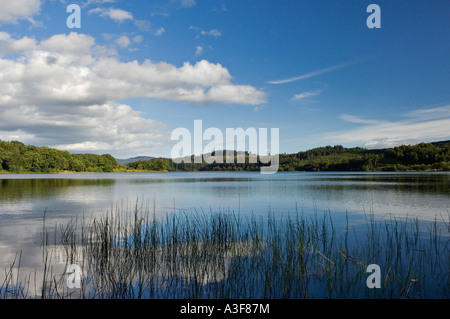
1,169,448,176
0,169,170,175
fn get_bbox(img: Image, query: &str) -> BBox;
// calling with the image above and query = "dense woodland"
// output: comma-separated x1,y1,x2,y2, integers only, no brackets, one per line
1,139,449,174
0,140,123,173
168,141,450,172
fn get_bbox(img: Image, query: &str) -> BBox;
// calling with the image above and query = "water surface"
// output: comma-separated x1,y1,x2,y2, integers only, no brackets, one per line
0,171,448,298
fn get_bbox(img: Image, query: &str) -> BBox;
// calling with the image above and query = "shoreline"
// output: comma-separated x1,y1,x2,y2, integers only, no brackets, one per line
0,169,448,175
0,169,170,175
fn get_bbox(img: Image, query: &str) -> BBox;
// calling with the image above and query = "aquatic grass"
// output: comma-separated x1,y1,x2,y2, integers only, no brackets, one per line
1,204,449,299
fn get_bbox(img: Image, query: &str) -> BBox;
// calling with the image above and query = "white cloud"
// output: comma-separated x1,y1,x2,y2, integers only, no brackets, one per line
190,26,222,38
268,59,365,85
89,7,133,23
0,32,265,105
3,36,37,53
179,0,196,8
405,105,450,121
107,8,133,22
338,114,384,125
0,102,169,157
201,29,222,37
83,0,116,6
0,32,266,156
115,35,131,48
0,0,41,24
291,89,322,102
321,106,450,149
155,27,165,36
132,35,143,43
135,19,151,31
195,45,203,56
50,104,170,156
0,32,10,41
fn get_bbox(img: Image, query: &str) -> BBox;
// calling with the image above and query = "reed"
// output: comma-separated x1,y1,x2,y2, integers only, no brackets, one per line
1,204,449,299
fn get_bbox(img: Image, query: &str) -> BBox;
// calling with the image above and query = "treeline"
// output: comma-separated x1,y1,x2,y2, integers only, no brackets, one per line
166,142,450,172
0,139,173,173
168,152,264,172
1,139,449,174
126,158,172,172
276,142,450,172
0,140,123,173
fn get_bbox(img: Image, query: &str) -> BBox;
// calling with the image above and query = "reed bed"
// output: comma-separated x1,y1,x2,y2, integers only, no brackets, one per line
1,205,449,299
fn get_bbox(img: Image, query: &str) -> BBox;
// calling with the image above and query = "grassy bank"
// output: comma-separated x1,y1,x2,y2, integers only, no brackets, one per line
1,206,449,299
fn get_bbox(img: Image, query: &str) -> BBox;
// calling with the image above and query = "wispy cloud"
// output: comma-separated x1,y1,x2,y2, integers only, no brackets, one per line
268,59,363,85
155,27,165,36
132,35,143,43
338,114,385,125
179,0,196,8
82,0,116,7
135,19,151,31
189,26,222,38
290,89,323,102
195,45,203,56
201,29,221,37
405,105,450,121
321,105,450,149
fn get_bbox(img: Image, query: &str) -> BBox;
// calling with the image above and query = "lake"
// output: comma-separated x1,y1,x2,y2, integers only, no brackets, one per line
0,171,449,298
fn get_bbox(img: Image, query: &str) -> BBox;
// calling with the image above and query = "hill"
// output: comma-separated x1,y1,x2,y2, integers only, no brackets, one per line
1,139,449,173
115,156,155,165
166,142,450,172
0,140,124,173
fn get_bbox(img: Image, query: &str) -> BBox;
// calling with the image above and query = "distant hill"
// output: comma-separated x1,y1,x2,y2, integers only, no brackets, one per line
115,156,155,165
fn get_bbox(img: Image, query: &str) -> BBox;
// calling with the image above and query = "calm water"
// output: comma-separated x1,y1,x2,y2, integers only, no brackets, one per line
0,171,449,297
1,171,448,220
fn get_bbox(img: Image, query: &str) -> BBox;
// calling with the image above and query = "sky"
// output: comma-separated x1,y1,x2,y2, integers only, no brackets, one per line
0,0,449,158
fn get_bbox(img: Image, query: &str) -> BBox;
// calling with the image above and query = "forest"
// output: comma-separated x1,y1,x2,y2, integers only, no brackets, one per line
1,139,449,174
0,140,123,173
167,141,450,172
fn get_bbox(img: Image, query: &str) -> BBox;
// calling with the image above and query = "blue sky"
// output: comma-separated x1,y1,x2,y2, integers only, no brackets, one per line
0,0,449,158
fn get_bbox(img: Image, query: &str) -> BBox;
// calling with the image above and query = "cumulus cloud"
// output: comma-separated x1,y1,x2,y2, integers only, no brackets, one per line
0,32,265,105
115,35,131,48
3,36,37,53
89,7,133,23
50,104,170,156
0,0,41,24
0,32,10,41
0,32,266,156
